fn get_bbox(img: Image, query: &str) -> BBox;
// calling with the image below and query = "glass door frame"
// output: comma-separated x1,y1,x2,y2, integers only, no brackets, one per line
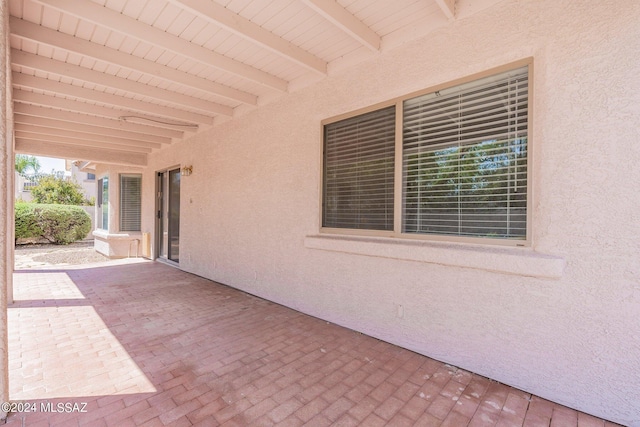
156,167,181,264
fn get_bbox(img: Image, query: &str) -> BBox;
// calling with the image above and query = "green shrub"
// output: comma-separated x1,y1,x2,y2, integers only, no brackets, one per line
15,203,91,244
30,175,86,205
15,203,44,240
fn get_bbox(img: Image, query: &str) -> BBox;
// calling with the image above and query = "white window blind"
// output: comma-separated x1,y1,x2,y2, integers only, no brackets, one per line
402,66,528,239
323,106,396,231
120,174,141,232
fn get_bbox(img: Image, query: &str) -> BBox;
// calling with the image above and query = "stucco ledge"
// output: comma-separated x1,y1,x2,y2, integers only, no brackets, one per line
304,234,565,279
92,230,142,240
93,230,143,258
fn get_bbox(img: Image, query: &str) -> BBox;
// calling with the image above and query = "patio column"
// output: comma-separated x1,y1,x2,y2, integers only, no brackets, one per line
0,0,13,419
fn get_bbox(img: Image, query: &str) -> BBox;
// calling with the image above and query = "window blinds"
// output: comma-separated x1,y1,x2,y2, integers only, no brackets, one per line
323,106,396,231
120,175,141,232
402,66,528,239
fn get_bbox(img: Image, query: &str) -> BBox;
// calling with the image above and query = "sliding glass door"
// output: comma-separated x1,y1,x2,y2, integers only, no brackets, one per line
157,168,180,263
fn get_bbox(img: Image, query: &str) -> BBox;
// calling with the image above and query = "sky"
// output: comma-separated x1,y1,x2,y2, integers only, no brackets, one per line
35,156,66,174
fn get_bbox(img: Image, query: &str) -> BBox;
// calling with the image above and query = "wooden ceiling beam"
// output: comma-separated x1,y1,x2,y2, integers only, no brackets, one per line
32,0,288,91
10,16,258,106
302,0,381,52
16,138,148,166
13,104,183,140
434,0,456,20
14,114,171,145
14,89,201,138
13,73,211,126
16,131,154,153
15,123,160,151
168,0,327,74
12,49,226,119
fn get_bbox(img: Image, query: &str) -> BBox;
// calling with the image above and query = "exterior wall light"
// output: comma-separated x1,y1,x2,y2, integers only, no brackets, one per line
181,165,193,176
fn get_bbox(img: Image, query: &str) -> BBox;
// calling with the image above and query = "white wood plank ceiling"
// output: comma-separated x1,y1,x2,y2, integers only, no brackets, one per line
9,0,501,166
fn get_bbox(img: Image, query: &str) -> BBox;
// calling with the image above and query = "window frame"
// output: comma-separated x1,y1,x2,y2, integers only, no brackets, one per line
98,176,109,230
319,59,533,247
322,105,397,232
119,173,142,232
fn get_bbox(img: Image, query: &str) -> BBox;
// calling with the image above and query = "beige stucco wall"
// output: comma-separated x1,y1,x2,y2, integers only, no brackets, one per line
137,1,639,425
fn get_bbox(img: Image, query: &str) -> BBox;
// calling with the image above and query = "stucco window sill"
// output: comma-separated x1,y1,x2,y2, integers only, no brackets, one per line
304,234,565,279
93,230,142,240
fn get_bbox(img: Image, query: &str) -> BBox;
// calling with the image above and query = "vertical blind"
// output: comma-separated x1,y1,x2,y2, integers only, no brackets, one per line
402,66,529,239
323,106,396,231
120,174,141,232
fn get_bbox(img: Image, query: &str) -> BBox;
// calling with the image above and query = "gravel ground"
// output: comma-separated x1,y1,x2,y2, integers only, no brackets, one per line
15,241,110,269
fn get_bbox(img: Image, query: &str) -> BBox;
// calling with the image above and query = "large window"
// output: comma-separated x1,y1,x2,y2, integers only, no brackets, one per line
120,174,142,232
322,63,530,244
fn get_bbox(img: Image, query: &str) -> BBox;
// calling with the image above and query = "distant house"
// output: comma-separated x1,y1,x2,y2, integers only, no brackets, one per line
14,172,36,203
65,160,97,204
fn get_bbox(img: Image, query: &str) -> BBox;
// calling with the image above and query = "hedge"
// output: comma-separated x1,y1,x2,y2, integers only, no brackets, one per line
15,203,91,245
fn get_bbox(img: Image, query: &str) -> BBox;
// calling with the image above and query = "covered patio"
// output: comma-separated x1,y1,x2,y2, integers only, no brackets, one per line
1,0,639,426
5,260,624,426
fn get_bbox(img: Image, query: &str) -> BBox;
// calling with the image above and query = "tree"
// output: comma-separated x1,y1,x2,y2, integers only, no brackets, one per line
15,155,41,177
30,176,87,205
403,138,527,237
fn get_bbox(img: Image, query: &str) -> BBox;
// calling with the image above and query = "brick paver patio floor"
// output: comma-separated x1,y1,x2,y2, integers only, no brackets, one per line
5,259,624,426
